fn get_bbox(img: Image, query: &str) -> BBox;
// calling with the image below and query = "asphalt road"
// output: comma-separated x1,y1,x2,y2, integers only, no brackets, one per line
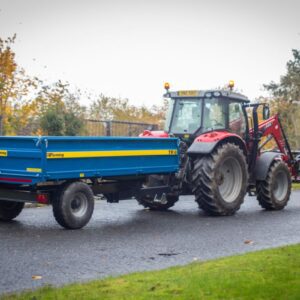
1,191,300,294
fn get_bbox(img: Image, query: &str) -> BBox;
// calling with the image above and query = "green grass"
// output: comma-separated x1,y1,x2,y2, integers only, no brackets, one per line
292,182,300,190
3,244,300,300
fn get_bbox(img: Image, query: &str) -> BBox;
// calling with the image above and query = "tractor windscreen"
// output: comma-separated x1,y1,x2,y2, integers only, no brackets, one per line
168,98,202,134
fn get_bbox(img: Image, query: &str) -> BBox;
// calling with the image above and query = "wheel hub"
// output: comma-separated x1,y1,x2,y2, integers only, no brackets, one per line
70,193,88,217
217,156,243,203
273,170,288,202
216,172,224,185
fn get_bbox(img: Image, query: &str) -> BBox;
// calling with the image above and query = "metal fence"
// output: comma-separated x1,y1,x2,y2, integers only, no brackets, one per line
84,119,158,136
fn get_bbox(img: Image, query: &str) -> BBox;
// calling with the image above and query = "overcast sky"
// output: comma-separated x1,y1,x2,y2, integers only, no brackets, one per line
0,0,299,106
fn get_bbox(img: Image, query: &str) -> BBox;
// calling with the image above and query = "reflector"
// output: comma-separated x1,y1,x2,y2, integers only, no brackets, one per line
36,194,49,204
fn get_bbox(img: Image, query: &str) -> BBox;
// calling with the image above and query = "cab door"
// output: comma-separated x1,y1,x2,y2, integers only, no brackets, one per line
228,102,248,138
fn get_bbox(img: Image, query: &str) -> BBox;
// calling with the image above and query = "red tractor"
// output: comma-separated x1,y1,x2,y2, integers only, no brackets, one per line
138,82,299,215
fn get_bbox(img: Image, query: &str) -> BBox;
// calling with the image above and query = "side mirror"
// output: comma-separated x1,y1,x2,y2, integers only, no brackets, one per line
263,105,270,120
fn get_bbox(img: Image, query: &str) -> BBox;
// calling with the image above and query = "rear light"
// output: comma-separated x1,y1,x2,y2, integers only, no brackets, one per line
36,194,49,204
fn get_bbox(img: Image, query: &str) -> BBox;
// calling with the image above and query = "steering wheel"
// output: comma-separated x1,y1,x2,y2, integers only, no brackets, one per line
211,119,224,127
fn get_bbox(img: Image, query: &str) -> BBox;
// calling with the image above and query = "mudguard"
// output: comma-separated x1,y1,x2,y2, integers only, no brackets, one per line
254,151,281,181
187,131,247,155
187,141,217,154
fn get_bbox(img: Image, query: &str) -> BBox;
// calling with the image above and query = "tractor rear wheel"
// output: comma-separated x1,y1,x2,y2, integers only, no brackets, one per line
256,160,291,210
192,143,248,216
137,175,179,211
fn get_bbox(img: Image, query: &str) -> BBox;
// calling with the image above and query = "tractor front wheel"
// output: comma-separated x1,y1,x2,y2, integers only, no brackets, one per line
192,143,248,216
256,160,291,210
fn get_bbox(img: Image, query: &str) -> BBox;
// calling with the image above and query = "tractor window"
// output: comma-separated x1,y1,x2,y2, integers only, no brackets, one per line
229,102,246,137
164,98,175,132
203,98,227,131
170,99,202,134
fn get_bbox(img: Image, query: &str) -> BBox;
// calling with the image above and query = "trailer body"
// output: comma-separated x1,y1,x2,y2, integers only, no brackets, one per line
0,136,179,185
0,136,179,229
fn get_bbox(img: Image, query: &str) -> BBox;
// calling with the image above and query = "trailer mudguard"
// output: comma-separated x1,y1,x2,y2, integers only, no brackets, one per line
187,131,247,156
254,151,281,181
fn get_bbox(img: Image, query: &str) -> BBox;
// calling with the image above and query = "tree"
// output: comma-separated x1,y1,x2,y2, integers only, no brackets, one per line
40,108,65,136
264,49,300,149
37,81,86,136
264,49,300,102
89,95,139,121
89,95,167,125
0,35,37,135
63,92,87,135
0,35,166,136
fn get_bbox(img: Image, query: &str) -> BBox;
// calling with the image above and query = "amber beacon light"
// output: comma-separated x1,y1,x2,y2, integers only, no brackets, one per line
228,80,235,90
164,82,170,91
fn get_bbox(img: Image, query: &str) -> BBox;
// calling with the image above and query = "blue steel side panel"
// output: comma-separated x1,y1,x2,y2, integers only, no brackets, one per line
44,137,179,180
0,136,179,185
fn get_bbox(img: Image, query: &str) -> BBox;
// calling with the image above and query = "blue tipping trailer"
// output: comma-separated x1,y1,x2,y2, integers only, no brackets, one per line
0,136,179,229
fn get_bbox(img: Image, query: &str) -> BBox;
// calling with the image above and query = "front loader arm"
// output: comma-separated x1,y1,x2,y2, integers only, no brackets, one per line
250,113,298,178
256,115,288,157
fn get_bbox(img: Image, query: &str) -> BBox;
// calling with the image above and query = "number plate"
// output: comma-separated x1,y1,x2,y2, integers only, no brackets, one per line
177,90,198,97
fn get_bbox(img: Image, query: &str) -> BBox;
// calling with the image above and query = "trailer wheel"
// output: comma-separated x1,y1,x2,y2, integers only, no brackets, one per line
192,143,248,216
256,160,291,210
0,201,24,221
53,182,94,229
137,175,179,211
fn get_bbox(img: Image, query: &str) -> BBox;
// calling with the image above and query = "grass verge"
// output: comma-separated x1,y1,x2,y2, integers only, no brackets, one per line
3,244,300,300
292,182,300,190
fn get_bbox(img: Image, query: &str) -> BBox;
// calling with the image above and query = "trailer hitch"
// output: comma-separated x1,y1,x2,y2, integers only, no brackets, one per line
139,185,172,199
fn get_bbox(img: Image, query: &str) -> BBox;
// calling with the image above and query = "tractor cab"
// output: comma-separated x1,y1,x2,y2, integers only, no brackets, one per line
163,83,250,143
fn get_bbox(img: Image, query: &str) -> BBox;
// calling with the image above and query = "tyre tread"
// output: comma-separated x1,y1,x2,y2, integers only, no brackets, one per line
192,143,248,216
0,201,24,221
257,160,291,210
52,181,94,229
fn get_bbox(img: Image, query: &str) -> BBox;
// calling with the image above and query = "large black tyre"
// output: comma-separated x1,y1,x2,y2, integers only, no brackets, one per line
256,160,291,210
0,201,24,221
52,181,94,229
137,175,179,211
192,143,248,216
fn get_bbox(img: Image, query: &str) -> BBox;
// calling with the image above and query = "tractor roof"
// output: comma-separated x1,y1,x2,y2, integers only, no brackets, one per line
164,90,250,103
